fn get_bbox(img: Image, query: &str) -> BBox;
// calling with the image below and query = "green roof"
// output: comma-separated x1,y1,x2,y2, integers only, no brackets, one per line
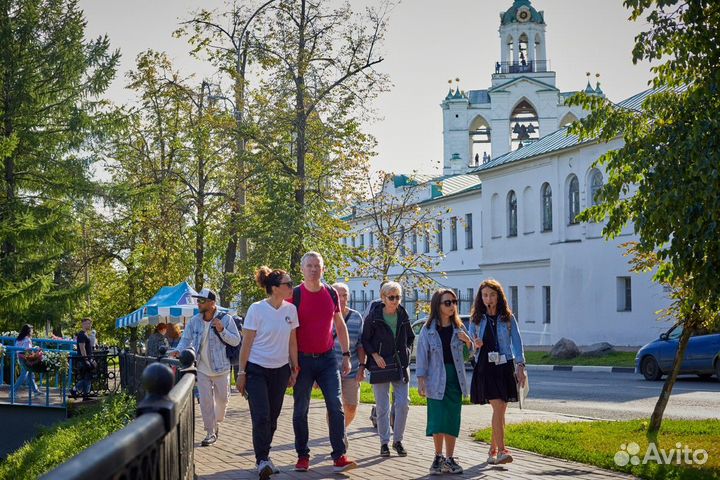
470,85,688,174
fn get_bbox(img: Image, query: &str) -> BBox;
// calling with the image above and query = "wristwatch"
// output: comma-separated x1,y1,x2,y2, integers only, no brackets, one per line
237,371,246,376
342,351,351,357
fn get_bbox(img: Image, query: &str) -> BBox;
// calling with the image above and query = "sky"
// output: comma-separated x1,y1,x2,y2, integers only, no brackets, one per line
80,0,654,175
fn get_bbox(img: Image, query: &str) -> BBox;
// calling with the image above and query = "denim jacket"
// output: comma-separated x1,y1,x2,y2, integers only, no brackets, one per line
175,311,241,374
415,319,471,400
469,314,525,365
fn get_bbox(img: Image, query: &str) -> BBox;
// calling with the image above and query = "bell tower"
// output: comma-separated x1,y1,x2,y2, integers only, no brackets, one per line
497,0,548,75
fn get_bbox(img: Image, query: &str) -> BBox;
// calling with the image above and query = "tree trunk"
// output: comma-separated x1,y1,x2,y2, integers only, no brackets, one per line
220,34,249,308
647,319,693,441
194,84,206,291
290,0,308,272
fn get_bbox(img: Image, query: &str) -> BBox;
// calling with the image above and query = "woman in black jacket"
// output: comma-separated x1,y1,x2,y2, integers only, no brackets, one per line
361,281,415,458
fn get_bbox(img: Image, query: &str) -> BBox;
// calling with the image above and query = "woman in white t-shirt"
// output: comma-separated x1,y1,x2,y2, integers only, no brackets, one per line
237,266,300,479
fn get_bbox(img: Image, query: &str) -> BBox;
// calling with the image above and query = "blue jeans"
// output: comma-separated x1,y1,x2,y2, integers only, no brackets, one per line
372,380,410,445
14,365,39,394
293,351,346,460
75,362,94,397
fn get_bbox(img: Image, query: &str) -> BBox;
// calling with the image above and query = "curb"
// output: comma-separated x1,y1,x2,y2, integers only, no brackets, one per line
526,364,635,374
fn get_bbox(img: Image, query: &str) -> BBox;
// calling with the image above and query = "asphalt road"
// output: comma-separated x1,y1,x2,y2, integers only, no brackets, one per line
409,368,720,420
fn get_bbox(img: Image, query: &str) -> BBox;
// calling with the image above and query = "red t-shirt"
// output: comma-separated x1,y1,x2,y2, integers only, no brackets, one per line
288,283,339,354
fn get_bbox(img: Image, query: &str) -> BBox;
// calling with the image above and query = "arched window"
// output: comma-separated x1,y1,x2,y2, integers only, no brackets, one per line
589,169,603,206
491,193,501,237
541,183,552,232
510,100,540,151
508,191,518,237
568,175,580,225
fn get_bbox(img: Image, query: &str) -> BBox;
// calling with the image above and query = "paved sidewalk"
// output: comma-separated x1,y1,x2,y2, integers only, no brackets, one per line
195,393,636,479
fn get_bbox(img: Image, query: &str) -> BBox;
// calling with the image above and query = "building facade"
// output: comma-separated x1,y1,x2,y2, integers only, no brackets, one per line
343,0,671,346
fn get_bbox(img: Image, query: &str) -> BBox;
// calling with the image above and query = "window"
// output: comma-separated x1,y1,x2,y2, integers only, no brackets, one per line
369,231,374,248
509,286,519,320
411,231,418,254
617,277,632,311
465,213,473,249
542,286,551,323
351,235,356,247
541,183,553,232
436,219,443,252
466,288,474,314
508,191,518,236
399,226,406,256
370,290,375,300
590,170,603,206
359,232,365,249
568,175,580,225
450,217,458,251
341,237,346,246
423,231,430,253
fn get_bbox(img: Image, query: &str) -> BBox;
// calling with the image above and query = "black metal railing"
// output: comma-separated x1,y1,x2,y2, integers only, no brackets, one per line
495,60,550,74
118,348,185,401
41,350,197,480
69,348,121,399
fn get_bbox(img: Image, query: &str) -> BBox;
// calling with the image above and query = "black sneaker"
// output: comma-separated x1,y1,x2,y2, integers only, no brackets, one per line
380,444,390,457
429,454,445,475
392,441,407,457
442,457,464,474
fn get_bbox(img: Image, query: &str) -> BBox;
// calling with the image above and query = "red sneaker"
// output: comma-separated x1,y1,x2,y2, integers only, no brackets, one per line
295,457,309,472
333,455,357,472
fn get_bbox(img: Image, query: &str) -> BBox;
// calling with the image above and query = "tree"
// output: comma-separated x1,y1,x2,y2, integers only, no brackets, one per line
568,0,720,438
348,171,446,296
0,0,119,330
177,0,392,305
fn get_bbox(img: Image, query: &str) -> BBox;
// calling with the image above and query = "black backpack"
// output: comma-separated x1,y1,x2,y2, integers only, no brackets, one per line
212,313,241,365
292,283,339,312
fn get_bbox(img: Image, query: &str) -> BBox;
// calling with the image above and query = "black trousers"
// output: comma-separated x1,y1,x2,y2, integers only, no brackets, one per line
246,361,291,464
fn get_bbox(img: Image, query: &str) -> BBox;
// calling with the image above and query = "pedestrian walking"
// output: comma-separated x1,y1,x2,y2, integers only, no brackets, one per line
14,324,40,395
361,281,414,458
416,289,474,474
172,288,241,447
237,267,299,480
331,282,366,428
72,318,96,400
469,279,527,465
289,251,357,473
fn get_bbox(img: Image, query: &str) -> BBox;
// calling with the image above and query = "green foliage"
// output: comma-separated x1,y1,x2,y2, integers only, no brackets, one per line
0,393,136,480
473,419,720,480
0,0,119,331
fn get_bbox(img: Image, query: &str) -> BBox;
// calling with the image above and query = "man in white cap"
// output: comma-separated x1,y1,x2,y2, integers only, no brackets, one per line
172,288,240,446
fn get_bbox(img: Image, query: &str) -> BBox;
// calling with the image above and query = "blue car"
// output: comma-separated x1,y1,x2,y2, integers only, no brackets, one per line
635,324,720,381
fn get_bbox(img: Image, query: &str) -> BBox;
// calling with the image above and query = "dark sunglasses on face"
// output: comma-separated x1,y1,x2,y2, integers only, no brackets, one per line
278,280,293,288
442,299,458,307
386,295,401,302
196,299,207,304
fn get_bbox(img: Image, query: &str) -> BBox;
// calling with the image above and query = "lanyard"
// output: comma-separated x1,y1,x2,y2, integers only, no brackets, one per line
484,314,499,348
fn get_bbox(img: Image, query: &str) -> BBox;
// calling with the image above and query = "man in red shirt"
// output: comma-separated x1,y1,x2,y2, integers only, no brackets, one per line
290,251,356,473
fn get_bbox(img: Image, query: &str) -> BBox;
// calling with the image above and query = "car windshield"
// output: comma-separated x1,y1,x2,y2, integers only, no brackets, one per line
667,325,683,340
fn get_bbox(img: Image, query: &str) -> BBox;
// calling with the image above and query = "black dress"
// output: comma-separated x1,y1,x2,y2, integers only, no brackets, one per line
470,315,518,404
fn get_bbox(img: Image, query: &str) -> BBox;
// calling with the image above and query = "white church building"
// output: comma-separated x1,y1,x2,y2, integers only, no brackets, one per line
343,0,671,346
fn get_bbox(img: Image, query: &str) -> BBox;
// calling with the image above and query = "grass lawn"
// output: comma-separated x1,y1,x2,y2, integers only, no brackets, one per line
0,393,136,479
473,419,720,480
524,350,637,367
287,382,471,407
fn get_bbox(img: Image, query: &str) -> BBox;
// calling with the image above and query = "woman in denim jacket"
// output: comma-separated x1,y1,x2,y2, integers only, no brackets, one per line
469,279,526,465
416,289,473,475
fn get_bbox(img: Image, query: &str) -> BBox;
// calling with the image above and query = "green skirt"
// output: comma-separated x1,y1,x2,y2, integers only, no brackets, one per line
426,363,462,437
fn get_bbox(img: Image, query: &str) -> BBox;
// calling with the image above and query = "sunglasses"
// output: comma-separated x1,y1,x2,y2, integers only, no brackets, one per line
278,280,293,287
385,295,401,302
442,299,459,307
196,299,208,304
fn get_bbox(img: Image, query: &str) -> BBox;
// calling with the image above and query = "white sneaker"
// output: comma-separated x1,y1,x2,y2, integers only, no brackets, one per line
495,449,513,464
267,458,280,474
258,460,273,479
487,448,497,465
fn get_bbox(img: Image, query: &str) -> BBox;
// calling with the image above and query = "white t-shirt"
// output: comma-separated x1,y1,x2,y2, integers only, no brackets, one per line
196,320,213,375
244,299,299,369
